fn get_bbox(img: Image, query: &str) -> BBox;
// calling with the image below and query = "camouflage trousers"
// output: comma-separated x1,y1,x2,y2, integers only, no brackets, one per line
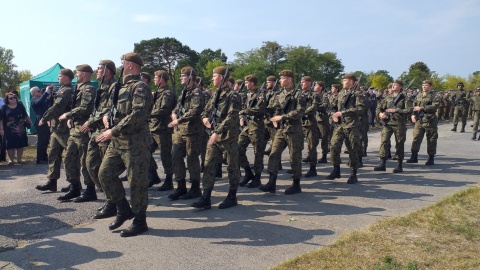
267,127,304,179
149,130,173,175
411,123,438,156
98,141,150,214
64,133,92,185
453,106,467,126
85,134,109,189
379,124,406,160
203,136,240,190
330,125,361,170
238,127,266,174
200,128,209,166
172,131,201,182
47,132,69,180
472,111,480,133
303,125,319,166
360,117,369,152
317,121,331,155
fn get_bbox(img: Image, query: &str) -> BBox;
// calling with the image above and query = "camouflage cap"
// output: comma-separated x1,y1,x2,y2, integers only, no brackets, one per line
457,82,464,86
154,70,169,81
213,66,229,77
76,64,94,73
244,74,258,84
301,76,312,82
60,69,74,80
180,66,196,77
342,73,357,81
266,76,277,82
98,60,116,75
279,70,294,78
141,72,151,83
393,79,403,86
122,52,143,66
422,80,432,86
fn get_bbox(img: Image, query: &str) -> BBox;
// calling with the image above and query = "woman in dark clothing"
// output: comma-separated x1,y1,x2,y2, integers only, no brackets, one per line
0,92,33,165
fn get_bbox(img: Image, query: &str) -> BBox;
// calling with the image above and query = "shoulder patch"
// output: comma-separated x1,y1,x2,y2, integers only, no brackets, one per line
136,87,143,92
85,88,91,92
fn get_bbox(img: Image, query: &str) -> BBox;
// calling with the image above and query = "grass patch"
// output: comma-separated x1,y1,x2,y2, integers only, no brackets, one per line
272,185,480,270
0,145,37,165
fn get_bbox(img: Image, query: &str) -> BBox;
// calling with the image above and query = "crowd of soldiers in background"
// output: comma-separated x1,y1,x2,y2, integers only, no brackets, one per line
29,52,480,237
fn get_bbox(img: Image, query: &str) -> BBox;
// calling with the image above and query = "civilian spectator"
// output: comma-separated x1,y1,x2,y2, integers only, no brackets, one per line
30,86,52,164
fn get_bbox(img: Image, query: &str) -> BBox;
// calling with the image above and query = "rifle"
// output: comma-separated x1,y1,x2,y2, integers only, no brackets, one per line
177,69,193,119
378,92,404,126
108,57,124,128
276,80,301,128
242,82,265,126
68,84,79,128
334,75,362,126
206,67,229,135
92,64,107,117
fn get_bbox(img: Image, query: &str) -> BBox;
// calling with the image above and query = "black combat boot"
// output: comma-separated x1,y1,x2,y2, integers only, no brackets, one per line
460,125,465,133
451,124,457,132
326,165,341,180
304,165,317,177
239,165,254,187
36,179,57,192
94,201,117,219
61,184,71,192
425,155,435,166
472,133,477,140
157,174,174,191
168,179,187,200
148,169,161,188
346,169,358,184
57,181,81,201
215,163,223,178
406,152,418,163
73,184,97,203
218,189,238,209
317,153,328,163
247,173,262,188
108,198,134,230
393,160,403,173
120,211,148,237
191,188,212,209
302,156,311,163
374,158,387,171
284,179,302,195
180,180,202,200
258,173,277,193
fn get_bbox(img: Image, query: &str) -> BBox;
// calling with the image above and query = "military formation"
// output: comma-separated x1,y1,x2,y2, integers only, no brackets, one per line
32,51,480,238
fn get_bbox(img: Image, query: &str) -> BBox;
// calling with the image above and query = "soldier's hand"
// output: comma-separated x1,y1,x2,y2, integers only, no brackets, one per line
202,117,211,129
332,111,342,119
413,106,421,112
171,113,178,122
168,119,179,128
270,115,282,123
59,113,68,121
240,118,244,127
332,116,339,123
96,129,113,142
80,122,90,133
38,119,44,126
47,121,51,127
208,133,218,146
379,112,388,119
411,115,417,123
103,115,110,128
67,120,73,129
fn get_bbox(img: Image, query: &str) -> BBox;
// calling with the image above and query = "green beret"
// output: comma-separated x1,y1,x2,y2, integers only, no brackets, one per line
181,66,196,77
123,52,143,66
154,70,169,81
141,72,151,83
393,79,403,86
279,70,294,78
76,64,93,73
99,60,116,75
244,75,258,84
60,69,74,80
213,66,229,77
267,76,277,82
342,73,357,81
301,76,312,82
422,80,432,86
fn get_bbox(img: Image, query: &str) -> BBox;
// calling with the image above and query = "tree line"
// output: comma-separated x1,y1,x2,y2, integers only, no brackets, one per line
2,38,480,96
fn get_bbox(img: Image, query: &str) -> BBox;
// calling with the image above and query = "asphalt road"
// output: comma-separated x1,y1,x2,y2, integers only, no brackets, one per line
0,121,479,269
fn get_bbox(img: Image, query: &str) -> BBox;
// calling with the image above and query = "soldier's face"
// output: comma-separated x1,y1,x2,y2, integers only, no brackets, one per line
267,81,274,88
180,74,189,85
154,76,161,86
212,73,223,88
457,85,464,90
301,80,311,90
245,81,254,90
392,83,402,92
342,78,354,89
422,83,431,92
96,65,104,80
314,84,323,93
280,76,291,87
58,74,69,85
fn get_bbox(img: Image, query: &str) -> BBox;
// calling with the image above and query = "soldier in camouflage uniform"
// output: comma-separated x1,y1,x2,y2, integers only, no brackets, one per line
96,52,153,237
374,80,412,173
315,81,330,164
451,82,468,132
328,84,340,140
167,66,205,200
148,70,176,190
436,92,445,120
359,87,370,160
326,74,366,184
35,69,74,192
300,76,319,177
199,78,211,172
259,70,306,195
406,80,440,165
263,76,280,156
79,60,116,208
57,65,96,201
443,91,451,120
238,74,266,188
192,66,241,209
469,86,480,140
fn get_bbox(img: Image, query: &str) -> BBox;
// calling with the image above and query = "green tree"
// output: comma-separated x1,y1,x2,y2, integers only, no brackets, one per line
0,46,19,95
257,41,286,76
284,45,321,82
231,49,267,81
371,74,390,89
467,72,480,90
134,37,199,91
17,70,32,84
402,61,432,89
317,52,344,87
196,48,227,85
441,74,464,91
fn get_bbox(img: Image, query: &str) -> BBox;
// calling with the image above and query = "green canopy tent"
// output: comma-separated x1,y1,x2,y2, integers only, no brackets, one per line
19,63,98,134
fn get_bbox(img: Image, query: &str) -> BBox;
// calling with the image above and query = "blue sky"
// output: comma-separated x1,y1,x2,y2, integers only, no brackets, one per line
2,0,479,79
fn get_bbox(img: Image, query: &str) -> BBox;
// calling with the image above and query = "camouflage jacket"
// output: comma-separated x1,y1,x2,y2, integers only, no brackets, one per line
41,84,74,134
150,85,176,132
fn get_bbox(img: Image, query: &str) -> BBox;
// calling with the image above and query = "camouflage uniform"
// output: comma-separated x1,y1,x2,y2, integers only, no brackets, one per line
263,86,280,153
359,92,370,158
469,91,480,139
200,90,212,169
316,91,330,162
302,89,319,168
452,89,468,131
98,74,153,214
